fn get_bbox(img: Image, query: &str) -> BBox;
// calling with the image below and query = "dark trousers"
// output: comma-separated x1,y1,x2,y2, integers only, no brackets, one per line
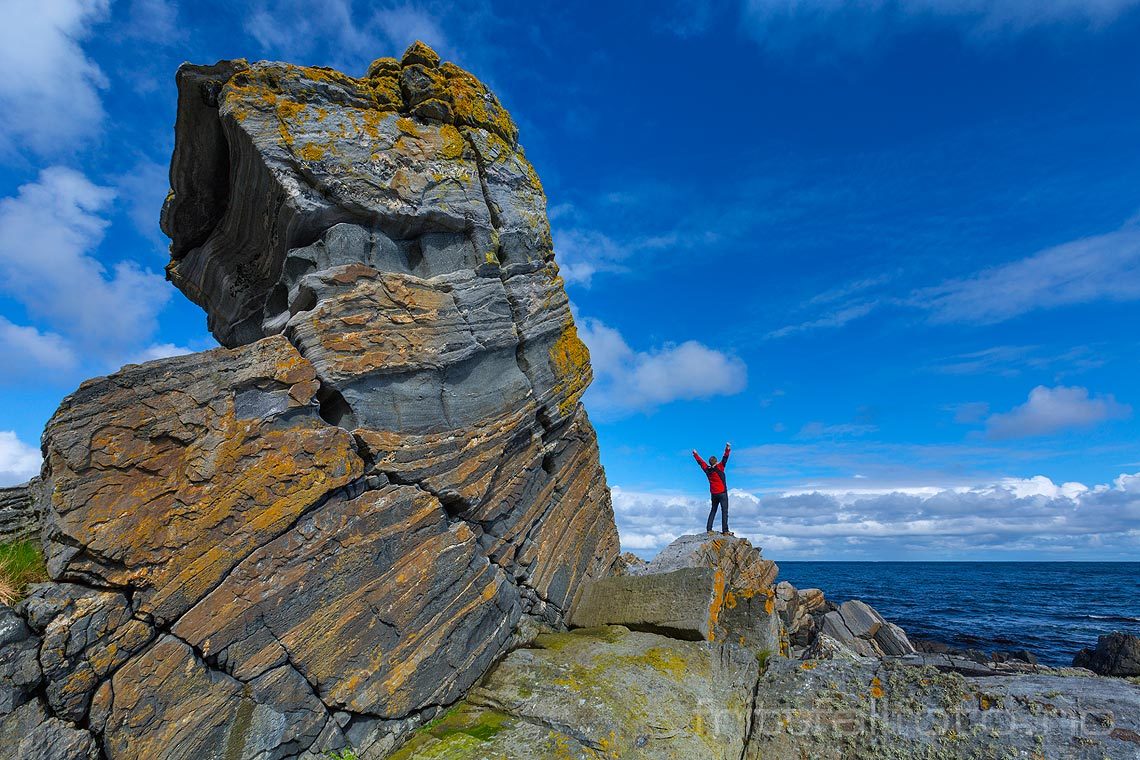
707,492,729,533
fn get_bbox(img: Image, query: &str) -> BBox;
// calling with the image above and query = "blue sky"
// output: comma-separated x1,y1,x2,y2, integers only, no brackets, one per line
2,0,1140,560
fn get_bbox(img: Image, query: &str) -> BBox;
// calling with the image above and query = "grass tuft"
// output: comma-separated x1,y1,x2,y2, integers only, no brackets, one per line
0,539,48,606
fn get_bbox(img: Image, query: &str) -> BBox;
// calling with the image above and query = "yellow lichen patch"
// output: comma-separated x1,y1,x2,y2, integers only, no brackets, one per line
547,322,591,416
396,116,421,137
801,661,817,670
706,568,727,641
298,143,328,162
870,676,885,699
444,62,518,144
439,124,465,159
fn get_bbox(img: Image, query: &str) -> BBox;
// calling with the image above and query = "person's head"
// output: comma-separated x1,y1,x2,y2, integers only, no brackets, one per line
709,455,718,466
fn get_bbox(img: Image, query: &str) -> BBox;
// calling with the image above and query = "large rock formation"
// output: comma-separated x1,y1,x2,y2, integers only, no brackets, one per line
0,41,619,759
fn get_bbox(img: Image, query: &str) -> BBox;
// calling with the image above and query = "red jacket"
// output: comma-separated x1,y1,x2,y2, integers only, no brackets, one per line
693,445,730,494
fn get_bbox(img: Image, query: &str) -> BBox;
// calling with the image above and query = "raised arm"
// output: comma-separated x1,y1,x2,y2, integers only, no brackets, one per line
721,442,731,466
692,449,708,469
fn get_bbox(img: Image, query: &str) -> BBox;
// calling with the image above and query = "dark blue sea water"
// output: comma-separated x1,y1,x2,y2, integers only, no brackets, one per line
777,562,1140,667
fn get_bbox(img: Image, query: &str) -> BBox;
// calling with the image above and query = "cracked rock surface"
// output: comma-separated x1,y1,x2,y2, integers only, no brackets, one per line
0,40,619,759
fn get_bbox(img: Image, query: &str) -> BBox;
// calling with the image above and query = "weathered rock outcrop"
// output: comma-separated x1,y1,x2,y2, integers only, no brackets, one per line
390,626,760,760
0,478,42,543
1074,632,1140,677
571,534,781,655
0,41,619,759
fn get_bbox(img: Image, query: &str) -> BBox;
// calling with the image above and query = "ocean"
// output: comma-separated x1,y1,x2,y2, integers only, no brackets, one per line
777,561,1140,666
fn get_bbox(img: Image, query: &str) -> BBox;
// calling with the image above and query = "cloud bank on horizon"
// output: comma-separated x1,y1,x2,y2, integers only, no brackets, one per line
615,470,1140,561
0,0,1138,560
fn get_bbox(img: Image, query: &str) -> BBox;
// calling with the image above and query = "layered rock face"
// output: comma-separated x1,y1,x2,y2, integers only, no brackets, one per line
1,41,619,759
0,479,42,543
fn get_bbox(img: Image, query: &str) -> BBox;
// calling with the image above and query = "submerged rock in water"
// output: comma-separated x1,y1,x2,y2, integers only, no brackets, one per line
0,40,619,758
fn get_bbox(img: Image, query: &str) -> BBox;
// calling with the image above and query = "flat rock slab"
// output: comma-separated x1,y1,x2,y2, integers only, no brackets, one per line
389,626,759,760
574,533,782,654
570,567,720,640
748,657,1140,759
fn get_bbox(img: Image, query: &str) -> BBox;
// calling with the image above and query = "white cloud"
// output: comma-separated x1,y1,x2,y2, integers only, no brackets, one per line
578,317,747,417
123,0,180,40
985,385,1131,440
0,318,78,379
613,471,1140,559
796,421,877,439
767,301,877,339
0,431,41,486
740,0,1140,52
0,167,172,361
245,0,455,73
124,342,195,365
373,4,449,51
914,225,1140,325
0,0,109,156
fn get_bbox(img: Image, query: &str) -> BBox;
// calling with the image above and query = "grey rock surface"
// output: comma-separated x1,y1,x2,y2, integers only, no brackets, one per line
748,657,1140,759
0,478,43,543
0,605,41,715
571,566,723,640
390,626,760,760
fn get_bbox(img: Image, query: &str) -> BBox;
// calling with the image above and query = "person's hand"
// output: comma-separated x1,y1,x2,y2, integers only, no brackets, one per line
691,449,698,455
726,442,732,449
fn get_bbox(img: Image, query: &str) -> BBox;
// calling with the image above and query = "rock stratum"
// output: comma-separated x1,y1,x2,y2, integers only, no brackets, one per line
0,41,619,759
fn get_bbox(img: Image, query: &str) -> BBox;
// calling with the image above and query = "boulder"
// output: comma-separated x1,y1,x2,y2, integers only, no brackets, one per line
1073,632,1140,676
390,626,760,760
612,551,648,575
631,532,778,588
571,534,781,655
812,598,916,659
1,40,620,758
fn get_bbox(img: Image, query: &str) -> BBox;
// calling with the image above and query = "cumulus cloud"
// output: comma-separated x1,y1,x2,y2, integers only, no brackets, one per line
577,317,747,417
125,342,196,365
0,318,78,379
984,385,1131,439
914,225,1140,325
740,0,1140,52
0,167,173,371
0,431,41,487
613,471,1140,559
0,0,109,156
